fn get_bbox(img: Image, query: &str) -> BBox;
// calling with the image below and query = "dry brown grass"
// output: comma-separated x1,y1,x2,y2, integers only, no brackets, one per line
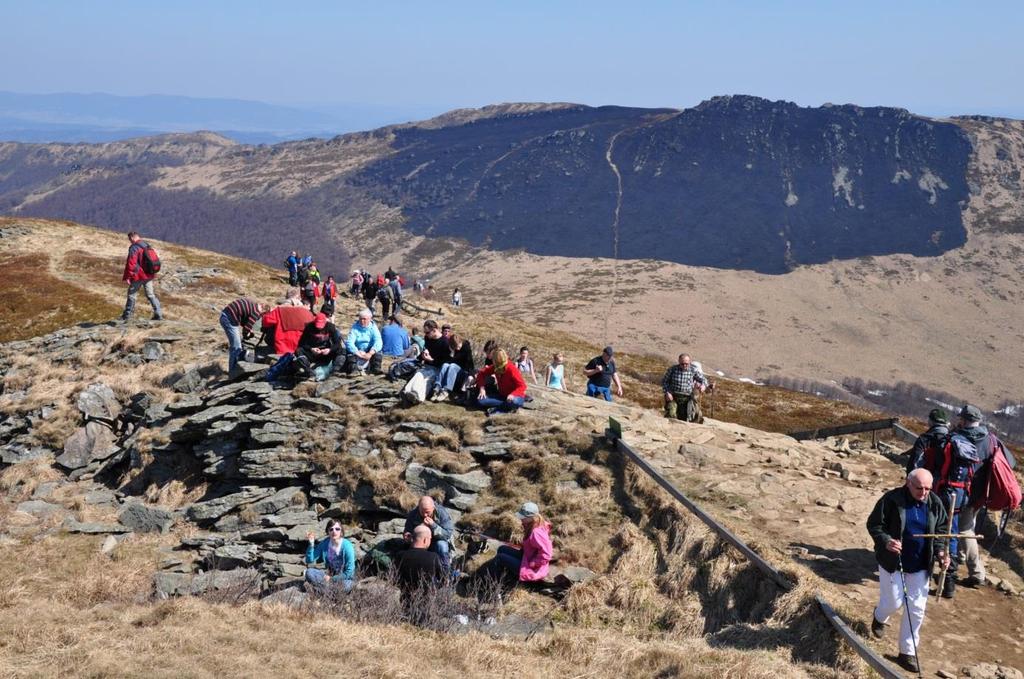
0,253,124,343
0,457,62,501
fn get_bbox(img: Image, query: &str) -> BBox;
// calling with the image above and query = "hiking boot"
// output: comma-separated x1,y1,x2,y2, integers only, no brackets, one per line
870,615,887,639
151,314,164,321
896,653,919,673
961,575,983,588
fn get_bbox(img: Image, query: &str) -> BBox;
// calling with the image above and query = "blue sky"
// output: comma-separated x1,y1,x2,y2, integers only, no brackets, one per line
2,0,1021,118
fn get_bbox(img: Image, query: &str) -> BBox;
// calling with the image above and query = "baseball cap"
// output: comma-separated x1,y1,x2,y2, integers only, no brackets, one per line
603,346,614,357
313,313,328,329
515,501,540,519
928,408,949,425
959,404,983,422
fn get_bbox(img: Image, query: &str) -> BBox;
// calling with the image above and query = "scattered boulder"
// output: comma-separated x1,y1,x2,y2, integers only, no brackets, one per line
141,342,165,362
63,519,130,534
77,383,121,423
118,501,175,534
57,421,118,471
154,568,261,598
16,499,65,519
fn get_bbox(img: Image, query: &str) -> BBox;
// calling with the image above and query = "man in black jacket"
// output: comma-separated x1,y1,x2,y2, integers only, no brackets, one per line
866,468,950,674
905,408,950,473
294,313,343,380
396,525,445,621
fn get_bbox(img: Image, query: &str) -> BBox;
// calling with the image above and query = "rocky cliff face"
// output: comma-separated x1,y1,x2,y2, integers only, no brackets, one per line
0,96,1017,275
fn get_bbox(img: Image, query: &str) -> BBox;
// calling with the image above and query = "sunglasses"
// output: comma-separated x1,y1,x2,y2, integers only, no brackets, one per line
329,526,343,532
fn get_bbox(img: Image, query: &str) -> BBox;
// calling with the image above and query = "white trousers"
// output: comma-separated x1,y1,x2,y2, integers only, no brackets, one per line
875,566,929,655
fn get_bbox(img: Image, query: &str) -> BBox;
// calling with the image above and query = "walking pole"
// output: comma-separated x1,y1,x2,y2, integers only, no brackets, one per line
934,492,957,600
897,552,925,679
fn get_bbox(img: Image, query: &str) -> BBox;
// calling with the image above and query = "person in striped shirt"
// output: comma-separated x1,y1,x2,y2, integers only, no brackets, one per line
220,298,267,373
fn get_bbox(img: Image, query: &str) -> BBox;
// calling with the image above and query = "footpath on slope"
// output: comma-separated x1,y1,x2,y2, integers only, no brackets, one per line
535,387,1024,677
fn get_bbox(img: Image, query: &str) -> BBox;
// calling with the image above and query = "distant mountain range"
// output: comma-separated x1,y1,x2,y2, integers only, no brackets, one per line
0,91,439,144
1,96,1021,275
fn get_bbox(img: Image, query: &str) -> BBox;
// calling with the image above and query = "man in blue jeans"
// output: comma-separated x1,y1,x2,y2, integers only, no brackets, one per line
584,346,623,401
220,298,266,373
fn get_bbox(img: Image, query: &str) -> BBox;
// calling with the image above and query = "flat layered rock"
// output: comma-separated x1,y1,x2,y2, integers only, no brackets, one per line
237,448,313,479
186,487,275,522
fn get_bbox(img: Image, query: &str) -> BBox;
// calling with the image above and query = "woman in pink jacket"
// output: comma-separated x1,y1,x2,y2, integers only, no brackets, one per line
493,501,552,583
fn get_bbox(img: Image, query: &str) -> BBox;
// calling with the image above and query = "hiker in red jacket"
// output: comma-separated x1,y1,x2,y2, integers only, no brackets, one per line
473,348,527,416
120,231,163,321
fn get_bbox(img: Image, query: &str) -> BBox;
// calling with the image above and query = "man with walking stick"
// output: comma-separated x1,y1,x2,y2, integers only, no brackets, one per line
866,468,951,675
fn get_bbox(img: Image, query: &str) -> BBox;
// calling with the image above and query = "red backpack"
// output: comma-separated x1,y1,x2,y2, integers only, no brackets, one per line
976,436,1022,512
140,244,161,275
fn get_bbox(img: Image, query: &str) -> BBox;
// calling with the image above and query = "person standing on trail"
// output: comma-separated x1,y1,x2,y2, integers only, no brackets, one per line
905,408,951,474
120,231,163,322
584,346,623,401
320,275,338,318
866,468,950,674
285,251,300,286
451,287,462,307
545,352,568,391
661,353,706,423
949,405,1012,589
220,298,266,373
515,346,538,385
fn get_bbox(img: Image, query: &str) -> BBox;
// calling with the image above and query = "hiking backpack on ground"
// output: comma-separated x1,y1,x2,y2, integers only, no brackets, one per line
140,244,161,275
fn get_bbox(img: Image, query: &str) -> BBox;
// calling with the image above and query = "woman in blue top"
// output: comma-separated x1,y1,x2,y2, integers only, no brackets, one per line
305,519,357,592
545,352,567,391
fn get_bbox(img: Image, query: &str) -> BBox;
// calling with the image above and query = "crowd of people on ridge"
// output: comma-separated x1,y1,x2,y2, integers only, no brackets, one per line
116,234,1024,660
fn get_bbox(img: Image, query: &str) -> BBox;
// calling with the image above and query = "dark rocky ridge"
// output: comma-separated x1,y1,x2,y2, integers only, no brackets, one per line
0,96,992,274
360,96,971,272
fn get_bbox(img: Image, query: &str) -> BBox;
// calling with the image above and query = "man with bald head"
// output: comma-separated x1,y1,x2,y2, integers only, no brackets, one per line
396,524,445,606
866,468,951,674
403,495,454,572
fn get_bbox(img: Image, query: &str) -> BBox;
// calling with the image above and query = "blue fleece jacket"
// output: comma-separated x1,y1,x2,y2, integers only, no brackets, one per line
380,324,411,356
345,321,383,355
305,538,356,579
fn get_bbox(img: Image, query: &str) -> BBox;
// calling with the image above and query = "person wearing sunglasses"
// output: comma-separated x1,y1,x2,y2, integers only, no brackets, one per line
305,519,356,592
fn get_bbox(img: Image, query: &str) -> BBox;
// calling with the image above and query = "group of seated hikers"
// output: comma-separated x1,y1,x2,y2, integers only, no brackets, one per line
304,496,553,605
226,284,547,415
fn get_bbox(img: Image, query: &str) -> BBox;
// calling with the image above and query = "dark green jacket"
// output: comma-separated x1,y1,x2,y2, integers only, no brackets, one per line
866,486,950,573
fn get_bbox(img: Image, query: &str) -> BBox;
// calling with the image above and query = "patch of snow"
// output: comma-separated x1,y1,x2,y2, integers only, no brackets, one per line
745,163,753,170
866,389,888,397
917,168,949,205
715,370,725,377
785,181,798,207
924,396,958,412
832,166,855,206
891,169,911,184
996,404,1022,417
738,377,764,386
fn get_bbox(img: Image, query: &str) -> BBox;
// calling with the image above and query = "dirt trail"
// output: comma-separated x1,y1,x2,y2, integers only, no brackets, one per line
529,387,1024,676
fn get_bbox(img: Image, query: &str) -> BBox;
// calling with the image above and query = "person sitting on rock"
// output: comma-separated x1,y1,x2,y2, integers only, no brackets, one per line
295,312,343,381
661,353,706,422
403,495,454,573
473,348,528,416
305,519,356,593
431,333,475,402
397,525,446,614
477,501,552,589
343,308,383,375
381,314,411,357
220,297,266,374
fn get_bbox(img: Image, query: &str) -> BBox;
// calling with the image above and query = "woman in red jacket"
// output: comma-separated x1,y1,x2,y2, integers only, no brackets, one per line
473,348,527,416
